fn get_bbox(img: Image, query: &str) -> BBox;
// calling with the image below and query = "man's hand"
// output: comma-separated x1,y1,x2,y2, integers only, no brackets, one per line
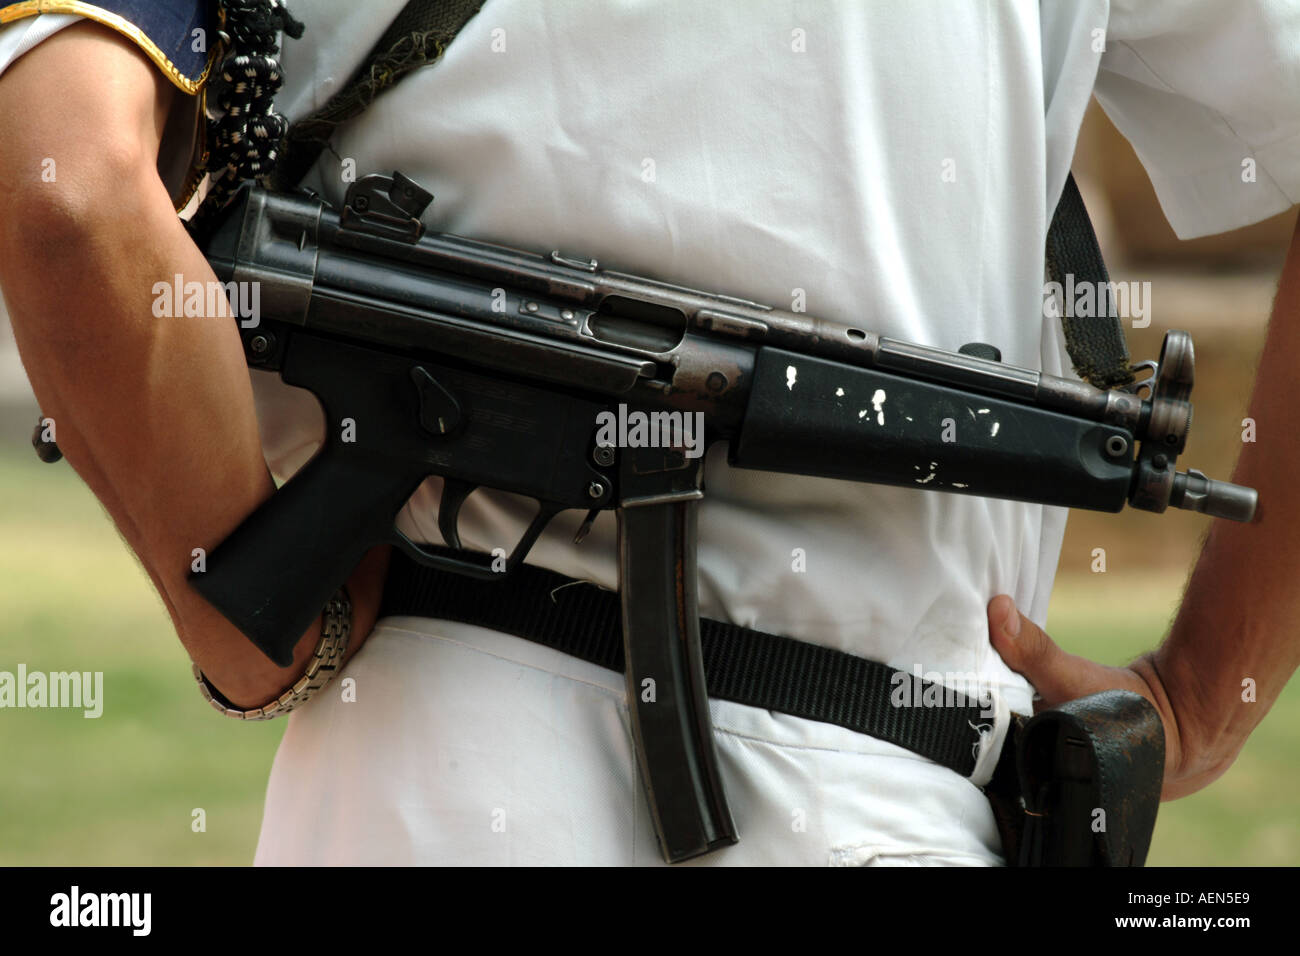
989,211,1300,805
986,594,1199,799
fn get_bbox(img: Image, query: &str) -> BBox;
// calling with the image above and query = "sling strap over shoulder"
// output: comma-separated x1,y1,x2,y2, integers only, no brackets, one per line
269,0,486,191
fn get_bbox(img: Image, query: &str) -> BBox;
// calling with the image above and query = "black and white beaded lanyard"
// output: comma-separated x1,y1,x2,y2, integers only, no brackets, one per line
187,0,303,235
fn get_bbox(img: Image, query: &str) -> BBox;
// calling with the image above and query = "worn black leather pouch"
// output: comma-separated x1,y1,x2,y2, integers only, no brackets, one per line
986,689,1165,866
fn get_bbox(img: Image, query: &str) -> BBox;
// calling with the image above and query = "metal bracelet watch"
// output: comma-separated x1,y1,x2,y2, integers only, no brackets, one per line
193,587,352,720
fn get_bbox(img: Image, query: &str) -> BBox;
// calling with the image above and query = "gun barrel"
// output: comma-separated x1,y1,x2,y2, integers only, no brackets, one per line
1171,470,1258,522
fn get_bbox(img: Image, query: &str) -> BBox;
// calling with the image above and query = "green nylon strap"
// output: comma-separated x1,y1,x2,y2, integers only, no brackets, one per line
270,0,486,191
1048,173,1135,389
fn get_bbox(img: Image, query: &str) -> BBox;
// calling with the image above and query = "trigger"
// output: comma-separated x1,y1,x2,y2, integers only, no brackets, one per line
437,478,477,549
573,508,601,545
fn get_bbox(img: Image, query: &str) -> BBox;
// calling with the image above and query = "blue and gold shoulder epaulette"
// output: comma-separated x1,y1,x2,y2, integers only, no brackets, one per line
1,0,215,208
0,0,214,92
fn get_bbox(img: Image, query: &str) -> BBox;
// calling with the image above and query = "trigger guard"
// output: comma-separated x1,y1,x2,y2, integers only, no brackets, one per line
390,528,503,580
390,498,568,579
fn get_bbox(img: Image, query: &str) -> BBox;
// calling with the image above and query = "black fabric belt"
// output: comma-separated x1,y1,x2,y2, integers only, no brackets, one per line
380,548,993,778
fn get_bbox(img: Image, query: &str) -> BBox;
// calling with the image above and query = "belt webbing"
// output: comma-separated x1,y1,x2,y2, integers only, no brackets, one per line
380,548,991,778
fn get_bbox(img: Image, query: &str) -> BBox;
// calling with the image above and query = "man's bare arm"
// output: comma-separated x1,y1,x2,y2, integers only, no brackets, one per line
0,22,388,707
990,214,1300,799
1139,214,1300,793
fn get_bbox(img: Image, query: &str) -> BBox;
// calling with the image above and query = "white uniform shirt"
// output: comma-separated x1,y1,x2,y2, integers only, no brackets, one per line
4,0,1296,865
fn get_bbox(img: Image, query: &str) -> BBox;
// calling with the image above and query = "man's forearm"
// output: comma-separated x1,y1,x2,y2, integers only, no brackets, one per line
1142,216,1300,796
0,23,387,707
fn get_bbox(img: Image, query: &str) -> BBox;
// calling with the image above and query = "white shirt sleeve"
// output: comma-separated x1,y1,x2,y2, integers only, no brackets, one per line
0,13,82,76
1095,0,1300,239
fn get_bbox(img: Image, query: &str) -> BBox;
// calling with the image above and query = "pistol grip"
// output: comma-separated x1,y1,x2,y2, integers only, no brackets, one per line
192,448,427,666
617,496,738,862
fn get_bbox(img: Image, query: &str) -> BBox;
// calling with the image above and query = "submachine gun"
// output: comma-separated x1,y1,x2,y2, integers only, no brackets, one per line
181,172,1256,862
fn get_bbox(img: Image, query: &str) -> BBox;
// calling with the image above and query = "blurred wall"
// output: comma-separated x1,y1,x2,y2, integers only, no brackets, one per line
1076,101,1297,269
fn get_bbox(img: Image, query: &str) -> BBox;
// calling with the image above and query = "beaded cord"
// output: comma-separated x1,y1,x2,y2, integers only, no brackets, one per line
189,0,303,232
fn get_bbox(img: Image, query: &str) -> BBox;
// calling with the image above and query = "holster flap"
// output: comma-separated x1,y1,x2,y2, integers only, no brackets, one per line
1016,689,1164,866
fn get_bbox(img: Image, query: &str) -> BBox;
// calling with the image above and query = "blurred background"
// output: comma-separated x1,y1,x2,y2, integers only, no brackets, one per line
0,103,1295,865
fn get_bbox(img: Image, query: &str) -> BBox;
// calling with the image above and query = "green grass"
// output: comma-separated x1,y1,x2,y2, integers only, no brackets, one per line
1047,573,1300,866
0,446,283,865
0,444,1294,865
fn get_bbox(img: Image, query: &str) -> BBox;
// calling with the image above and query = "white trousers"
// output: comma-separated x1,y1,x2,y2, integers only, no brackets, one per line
254,617,1007,866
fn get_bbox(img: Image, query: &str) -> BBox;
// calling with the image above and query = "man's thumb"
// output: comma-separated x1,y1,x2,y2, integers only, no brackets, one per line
987,594,1088,706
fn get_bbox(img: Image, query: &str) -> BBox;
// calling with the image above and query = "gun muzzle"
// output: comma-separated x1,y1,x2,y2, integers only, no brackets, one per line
1170,469,1257,522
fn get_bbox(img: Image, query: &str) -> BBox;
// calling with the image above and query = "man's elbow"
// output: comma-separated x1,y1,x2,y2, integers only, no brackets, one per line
0,135,161,283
